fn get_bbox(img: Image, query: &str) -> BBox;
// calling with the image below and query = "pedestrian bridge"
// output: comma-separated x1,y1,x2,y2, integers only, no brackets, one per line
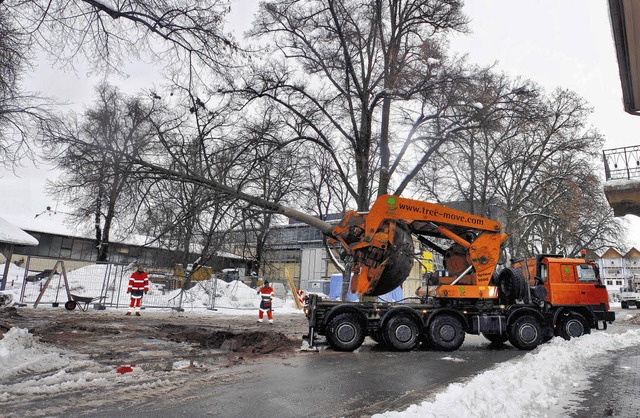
603,145,640,216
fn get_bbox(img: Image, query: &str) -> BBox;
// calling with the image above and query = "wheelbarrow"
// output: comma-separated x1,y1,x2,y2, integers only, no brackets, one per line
64,294,106,312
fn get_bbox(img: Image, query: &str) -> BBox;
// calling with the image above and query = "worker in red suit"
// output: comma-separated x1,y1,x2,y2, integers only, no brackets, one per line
257,280,275,323
126,264,149,316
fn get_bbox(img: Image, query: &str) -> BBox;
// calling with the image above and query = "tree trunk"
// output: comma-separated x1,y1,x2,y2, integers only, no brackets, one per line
378,96,392,197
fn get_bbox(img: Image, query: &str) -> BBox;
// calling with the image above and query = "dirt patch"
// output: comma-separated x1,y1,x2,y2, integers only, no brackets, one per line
161,326,299,353
0,307,308,366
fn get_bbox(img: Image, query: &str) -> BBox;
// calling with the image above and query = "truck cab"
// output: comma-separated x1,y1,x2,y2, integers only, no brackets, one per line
541,257,609,308
619,287,640,309
510,254,614,339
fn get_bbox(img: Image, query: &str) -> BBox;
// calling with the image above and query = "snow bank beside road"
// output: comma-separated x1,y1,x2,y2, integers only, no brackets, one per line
376,329,640,418
0,327,113,402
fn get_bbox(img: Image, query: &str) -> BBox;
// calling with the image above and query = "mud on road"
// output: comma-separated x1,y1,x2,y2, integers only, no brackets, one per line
1,306,307,364
0,306,309,417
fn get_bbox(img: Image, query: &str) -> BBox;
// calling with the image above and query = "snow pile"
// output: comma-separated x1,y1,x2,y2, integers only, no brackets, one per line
0,327,116,402
604,177,640,190
1,261,305,313
162,279,295,312
0,328,73,380
375,329,640,418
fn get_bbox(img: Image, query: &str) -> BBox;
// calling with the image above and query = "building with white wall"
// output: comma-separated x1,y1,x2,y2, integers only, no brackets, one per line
597,247,640,298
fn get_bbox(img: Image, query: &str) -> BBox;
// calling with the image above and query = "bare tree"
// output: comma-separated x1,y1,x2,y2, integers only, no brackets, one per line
0,7,52,167
223,0,468,210
45,83,161,261
7,0,235,75
422,83,624,257
0,0,237,172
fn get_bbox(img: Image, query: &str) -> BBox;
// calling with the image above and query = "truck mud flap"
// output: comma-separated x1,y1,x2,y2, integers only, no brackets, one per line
594,310,615,328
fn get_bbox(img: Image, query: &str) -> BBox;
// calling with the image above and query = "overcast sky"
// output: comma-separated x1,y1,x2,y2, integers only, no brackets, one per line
2,0,639,249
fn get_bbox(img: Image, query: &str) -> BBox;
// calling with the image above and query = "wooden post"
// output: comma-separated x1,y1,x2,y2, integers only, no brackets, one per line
285,268,302,310
34,260,71,308
0,244,13,291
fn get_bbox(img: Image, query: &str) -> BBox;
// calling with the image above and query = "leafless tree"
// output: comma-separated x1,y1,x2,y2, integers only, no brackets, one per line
6,0,235,75
44,83,161,261
1,0,237,171
421,83,624,257
0,7,53,167
223,0,468,210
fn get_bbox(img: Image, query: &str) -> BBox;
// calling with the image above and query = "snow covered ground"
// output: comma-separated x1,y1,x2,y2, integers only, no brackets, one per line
374,326,640,417
1,306,638,417
2,261,639,416
0,262,301,313
2,313,639,417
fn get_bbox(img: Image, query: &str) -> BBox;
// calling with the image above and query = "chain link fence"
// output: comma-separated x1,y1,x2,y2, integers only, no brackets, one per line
8,256,289,312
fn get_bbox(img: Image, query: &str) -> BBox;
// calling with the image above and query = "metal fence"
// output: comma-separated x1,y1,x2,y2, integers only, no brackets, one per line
12,256,276,311
603,145,640,180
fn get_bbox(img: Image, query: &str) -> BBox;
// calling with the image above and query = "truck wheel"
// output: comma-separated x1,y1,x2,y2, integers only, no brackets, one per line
384,315,421,351
557,313,590,340
482,332,508,344
427,314,465,351
621,301,629,309
508,315,542,350
497,268,527,304
326,313,365,352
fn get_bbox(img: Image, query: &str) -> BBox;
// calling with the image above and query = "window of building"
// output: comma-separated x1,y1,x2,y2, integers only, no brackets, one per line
607,280,613,285
61,237,73,250
616,280,623,286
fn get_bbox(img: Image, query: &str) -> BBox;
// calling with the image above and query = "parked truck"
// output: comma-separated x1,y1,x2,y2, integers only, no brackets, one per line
303,195,615,352
619,287,640,309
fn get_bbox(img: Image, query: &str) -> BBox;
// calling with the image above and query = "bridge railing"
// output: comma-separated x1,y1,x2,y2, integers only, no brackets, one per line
603,145,640,180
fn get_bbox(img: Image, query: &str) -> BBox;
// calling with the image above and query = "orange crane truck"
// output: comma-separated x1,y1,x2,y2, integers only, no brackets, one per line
161,175,613,352
304,195,615,352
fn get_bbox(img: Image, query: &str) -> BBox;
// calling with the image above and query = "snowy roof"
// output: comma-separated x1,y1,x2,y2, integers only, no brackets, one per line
601,247,624,259
0,216,39,246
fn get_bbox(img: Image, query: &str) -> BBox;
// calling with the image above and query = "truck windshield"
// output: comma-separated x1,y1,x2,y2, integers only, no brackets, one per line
577,264,598,282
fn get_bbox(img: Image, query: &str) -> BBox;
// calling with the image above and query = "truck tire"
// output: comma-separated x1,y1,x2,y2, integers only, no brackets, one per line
383,315,421,351
427,314,465,351
482,332,508,344
621,301,629,309
326,313,365,352
508,315,542,350
497,268,527,304
557,313,590,340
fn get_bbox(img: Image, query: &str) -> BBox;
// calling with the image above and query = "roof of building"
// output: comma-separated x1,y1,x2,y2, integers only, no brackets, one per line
601,247,625,259
625,247,640,258
0,216,39,246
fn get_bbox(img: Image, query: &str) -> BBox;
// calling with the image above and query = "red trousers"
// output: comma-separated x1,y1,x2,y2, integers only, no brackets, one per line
258,309,273,320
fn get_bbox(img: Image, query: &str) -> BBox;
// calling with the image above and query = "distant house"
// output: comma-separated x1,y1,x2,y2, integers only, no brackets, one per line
596,247,640,298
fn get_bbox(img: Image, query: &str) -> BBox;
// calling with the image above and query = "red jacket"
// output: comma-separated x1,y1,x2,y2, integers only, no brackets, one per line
128,271,149,292
258,285,274,301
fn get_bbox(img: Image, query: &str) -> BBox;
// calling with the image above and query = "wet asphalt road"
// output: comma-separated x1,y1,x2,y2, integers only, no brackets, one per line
92,335,525,418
